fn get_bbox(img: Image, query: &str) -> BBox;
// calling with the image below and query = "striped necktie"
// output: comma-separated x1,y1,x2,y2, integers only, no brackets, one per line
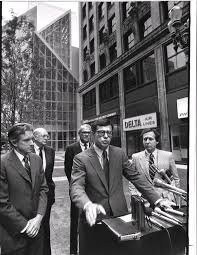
23,155,32,181
149,153,157,180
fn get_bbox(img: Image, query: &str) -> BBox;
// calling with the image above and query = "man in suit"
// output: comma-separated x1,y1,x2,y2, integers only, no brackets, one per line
70,119,174,255
32,128,55,255
64,124,91,255
129,128,180,202
0,123,48,255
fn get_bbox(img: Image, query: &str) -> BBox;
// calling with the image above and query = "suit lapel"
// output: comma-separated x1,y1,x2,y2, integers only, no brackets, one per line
75,142,82,154
88,146,108,192
139,151,152,183
8,151,32,184
108,146,118,192
29,153,36,188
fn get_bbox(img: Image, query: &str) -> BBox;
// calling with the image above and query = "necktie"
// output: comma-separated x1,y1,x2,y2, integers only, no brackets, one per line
84,143,88,150
23,155,32,181
102,150,109,187
39,147,43,160
149,153,156,180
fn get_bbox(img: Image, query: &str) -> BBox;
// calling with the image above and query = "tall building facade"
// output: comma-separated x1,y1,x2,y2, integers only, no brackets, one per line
78,1,189,162
26,5,79,151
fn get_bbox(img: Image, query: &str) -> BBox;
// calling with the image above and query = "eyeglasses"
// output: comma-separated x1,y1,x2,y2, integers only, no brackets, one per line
42,135,50,139
81,131,91,135
96,130,113,137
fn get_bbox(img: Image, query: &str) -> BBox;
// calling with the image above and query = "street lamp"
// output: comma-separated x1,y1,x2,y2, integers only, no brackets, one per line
168,5,189,62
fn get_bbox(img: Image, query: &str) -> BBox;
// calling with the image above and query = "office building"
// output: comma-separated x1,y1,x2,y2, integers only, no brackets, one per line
78,1,189,162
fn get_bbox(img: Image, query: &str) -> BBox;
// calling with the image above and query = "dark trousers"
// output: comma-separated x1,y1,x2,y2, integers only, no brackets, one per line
70,201,79,254
43,202,52,255
3,227,44,255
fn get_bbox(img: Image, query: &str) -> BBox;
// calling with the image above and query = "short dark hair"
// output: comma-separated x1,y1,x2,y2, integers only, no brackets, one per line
140,128,160,142
8,123,33,146
91,118,113,133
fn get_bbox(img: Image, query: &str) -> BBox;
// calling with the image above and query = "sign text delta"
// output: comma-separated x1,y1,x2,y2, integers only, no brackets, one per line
123,113,157,131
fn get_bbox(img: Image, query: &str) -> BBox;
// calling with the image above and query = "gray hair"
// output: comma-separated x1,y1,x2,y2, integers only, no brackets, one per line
78,124,91,134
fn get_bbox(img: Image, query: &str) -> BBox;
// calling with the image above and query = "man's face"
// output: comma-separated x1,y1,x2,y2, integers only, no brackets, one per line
94,125,112,150
143,131,158,153
79,126,91,144
35,130,49,146
14,131,34,155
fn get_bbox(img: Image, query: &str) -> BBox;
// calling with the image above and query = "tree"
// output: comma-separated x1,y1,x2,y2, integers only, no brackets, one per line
1,11,43,135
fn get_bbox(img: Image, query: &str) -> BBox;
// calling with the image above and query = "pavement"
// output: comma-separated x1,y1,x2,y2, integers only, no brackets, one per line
50,151,188,255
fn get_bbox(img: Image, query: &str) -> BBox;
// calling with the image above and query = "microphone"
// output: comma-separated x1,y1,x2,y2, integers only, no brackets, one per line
154,207,183,225
158,169,171,184
144,207,182,226
153,178,187,195
165,208,185,217
147,217,165,229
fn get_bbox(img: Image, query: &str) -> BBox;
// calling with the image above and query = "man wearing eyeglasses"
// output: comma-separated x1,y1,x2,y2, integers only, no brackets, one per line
70,118,175,255
64,124,91,255
32,128,55,255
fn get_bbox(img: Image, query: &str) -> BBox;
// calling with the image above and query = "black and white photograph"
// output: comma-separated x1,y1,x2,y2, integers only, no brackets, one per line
1,1,196,255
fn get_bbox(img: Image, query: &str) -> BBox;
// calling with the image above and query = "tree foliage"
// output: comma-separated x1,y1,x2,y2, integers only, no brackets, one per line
1,11,42,134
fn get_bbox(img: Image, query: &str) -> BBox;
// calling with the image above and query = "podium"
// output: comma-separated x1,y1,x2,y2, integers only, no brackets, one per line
79,207,187,255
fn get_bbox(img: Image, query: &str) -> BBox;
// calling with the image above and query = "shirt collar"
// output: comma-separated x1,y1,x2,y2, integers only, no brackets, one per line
145,148,157,158
80,140,89,148
14,149,26,162
34,143,42,151
93,144,109,158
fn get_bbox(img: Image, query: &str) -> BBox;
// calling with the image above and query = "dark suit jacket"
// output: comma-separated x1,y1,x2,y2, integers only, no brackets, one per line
70,145,160,218
0,150,48,254
64,141,82,182
32,145,55,205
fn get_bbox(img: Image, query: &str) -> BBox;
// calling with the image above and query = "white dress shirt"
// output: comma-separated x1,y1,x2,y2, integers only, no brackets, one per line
80,140,90,151
14,149,27,167
34,143,46,171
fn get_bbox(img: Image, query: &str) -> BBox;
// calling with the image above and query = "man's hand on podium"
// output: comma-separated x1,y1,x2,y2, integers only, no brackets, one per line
85,202,106,226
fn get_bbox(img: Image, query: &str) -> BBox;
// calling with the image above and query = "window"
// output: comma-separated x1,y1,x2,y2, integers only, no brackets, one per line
88,2,93,10
89,16,94,33
122,2,132,20
108,14,116,34
140,14,153,38
83,47,87,61
99,26,105,44
109,43,117,63
165,43,186,73
90,62,95,77
100,53,106,70
124,30,134,51
83,70,88,82
107,2,112,9
83,25,87,40
98,2,105,20
99,75,119,103
90,39,94,54
141,54,156,84
82,4,86,19
124,65,137,91
83,89,96,110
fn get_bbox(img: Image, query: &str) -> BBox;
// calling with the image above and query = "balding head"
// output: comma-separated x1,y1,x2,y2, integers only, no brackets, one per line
78,124,91,144
33,127,49,147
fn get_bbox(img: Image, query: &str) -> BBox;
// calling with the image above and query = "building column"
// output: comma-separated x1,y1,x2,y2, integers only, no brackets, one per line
96,86,100,116
118,70,126,154
78,3,83,86
150,1,161,29
94,3,99,73
115,2,123,56
154,46,170,151
76,92,82,130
